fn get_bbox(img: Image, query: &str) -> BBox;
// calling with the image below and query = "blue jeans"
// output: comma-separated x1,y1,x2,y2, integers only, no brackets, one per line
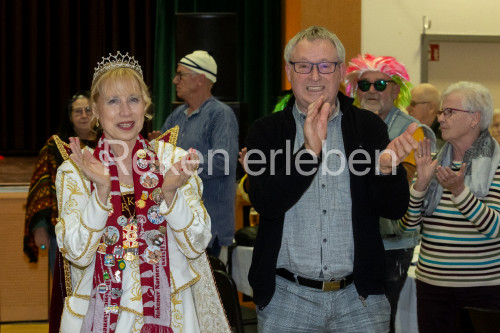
257,275,390,332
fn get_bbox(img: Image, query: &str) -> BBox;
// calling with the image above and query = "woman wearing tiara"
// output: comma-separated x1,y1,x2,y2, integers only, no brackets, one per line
54,52,230,332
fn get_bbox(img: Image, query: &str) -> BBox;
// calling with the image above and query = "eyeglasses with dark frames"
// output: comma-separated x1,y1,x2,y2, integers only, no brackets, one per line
289,61,340,74
437,108,475,118
174,72,198,79
357,79,395,92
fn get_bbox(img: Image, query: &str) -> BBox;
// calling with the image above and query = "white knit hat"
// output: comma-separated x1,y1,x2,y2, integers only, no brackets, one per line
179,50,217,83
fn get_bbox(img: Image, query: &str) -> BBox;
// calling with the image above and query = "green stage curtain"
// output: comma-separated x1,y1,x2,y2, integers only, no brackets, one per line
152,0,282,131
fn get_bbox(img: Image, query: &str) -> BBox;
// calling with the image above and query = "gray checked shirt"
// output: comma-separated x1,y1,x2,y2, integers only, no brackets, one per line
276,101,354,280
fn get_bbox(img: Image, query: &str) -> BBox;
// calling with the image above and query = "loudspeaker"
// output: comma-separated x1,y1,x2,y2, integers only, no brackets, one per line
175,13,238,102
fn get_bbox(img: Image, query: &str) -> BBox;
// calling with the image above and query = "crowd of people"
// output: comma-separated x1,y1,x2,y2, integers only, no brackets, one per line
22,24,500,333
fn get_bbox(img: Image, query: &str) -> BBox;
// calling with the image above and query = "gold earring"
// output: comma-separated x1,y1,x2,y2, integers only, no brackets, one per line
96,119,100,128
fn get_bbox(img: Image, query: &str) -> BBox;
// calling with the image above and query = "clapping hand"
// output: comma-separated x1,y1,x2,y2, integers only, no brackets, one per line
69,137,110,202
162,148,200,205
303,96,331,156
413,138,438,191
436,163,466,197
379,122,419,174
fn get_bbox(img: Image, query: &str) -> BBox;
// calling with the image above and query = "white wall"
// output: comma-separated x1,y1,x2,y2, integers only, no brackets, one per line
361,0,500,86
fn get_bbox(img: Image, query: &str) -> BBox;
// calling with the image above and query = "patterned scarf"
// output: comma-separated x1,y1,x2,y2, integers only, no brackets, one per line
82,133,173,333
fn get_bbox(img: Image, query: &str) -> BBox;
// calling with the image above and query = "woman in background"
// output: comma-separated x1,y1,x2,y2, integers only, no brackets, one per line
400,81,500,333
24,91,97,271
23,91,98,333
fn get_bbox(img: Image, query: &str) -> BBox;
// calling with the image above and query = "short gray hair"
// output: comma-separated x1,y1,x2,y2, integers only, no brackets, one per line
413,83,441,110
441,81,494,131
284,26,345,63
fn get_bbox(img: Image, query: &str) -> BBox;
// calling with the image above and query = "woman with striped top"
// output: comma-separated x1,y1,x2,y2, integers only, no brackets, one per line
400,81,500,333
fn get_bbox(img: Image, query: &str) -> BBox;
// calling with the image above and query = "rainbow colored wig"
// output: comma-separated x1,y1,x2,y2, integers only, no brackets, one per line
344,53,412,110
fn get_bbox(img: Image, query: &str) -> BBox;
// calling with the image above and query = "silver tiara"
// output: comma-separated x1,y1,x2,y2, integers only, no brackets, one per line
93,51,143,83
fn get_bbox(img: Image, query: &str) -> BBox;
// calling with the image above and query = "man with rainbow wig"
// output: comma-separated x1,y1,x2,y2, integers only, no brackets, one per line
345,53,435,333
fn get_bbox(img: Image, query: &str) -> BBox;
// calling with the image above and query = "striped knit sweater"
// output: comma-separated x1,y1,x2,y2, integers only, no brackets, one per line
400,161,500,287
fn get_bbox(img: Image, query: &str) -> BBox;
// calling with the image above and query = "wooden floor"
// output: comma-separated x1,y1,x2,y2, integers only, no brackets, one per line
0,322,48,333
0,302,256,333
0,321,258,333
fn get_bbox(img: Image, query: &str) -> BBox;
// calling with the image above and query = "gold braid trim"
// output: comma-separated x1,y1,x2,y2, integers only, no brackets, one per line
53,135,71,161
120,182,134,189
152,126,178,168
184,232,203,256
204,251,233,329
155,125,179,150
171,266,201,295
59,162,108,265
168,171,207,256
193,174,203,199
130,260,142,301
64,297,85,319
63,257,73,296
57,217,67,255
72,292,90,300
162,191,179,217
175,237,189,253
71,265,88,292
68,159,91,197
81,211,107,232
53,135,70,160
193,175,209,222
200,202,208,224
171,293,183,331
171,215,203,256
132,315,144,333
169,214,195,233
168,140,183,166
167,125,179,145
94,190,112,212
120,306,143,317
57,171,67,226
71,235,96,262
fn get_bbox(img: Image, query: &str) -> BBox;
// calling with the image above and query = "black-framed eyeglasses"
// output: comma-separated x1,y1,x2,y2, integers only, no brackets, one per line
289,61,340,74
72,106,92,117
409,101,430,107
174,72,198,79
437,108,475,118
357,79,395,92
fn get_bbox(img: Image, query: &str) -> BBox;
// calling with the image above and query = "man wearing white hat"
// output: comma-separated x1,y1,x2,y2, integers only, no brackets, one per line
159,50,239,257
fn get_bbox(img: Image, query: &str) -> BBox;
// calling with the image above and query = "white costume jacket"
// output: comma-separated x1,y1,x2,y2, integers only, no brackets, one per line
55,134,230,333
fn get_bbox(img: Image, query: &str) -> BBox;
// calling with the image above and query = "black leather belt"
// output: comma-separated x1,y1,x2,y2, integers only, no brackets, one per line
276,268,354,292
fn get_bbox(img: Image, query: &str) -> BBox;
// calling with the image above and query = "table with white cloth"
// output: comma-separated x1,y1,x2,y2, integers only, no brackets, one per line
231,245,254,297
395,245,420,333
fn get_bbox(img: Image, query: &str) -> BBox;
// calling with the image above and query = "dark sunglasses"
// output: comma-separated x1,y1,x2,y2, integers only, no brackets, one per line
357,79,395,92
